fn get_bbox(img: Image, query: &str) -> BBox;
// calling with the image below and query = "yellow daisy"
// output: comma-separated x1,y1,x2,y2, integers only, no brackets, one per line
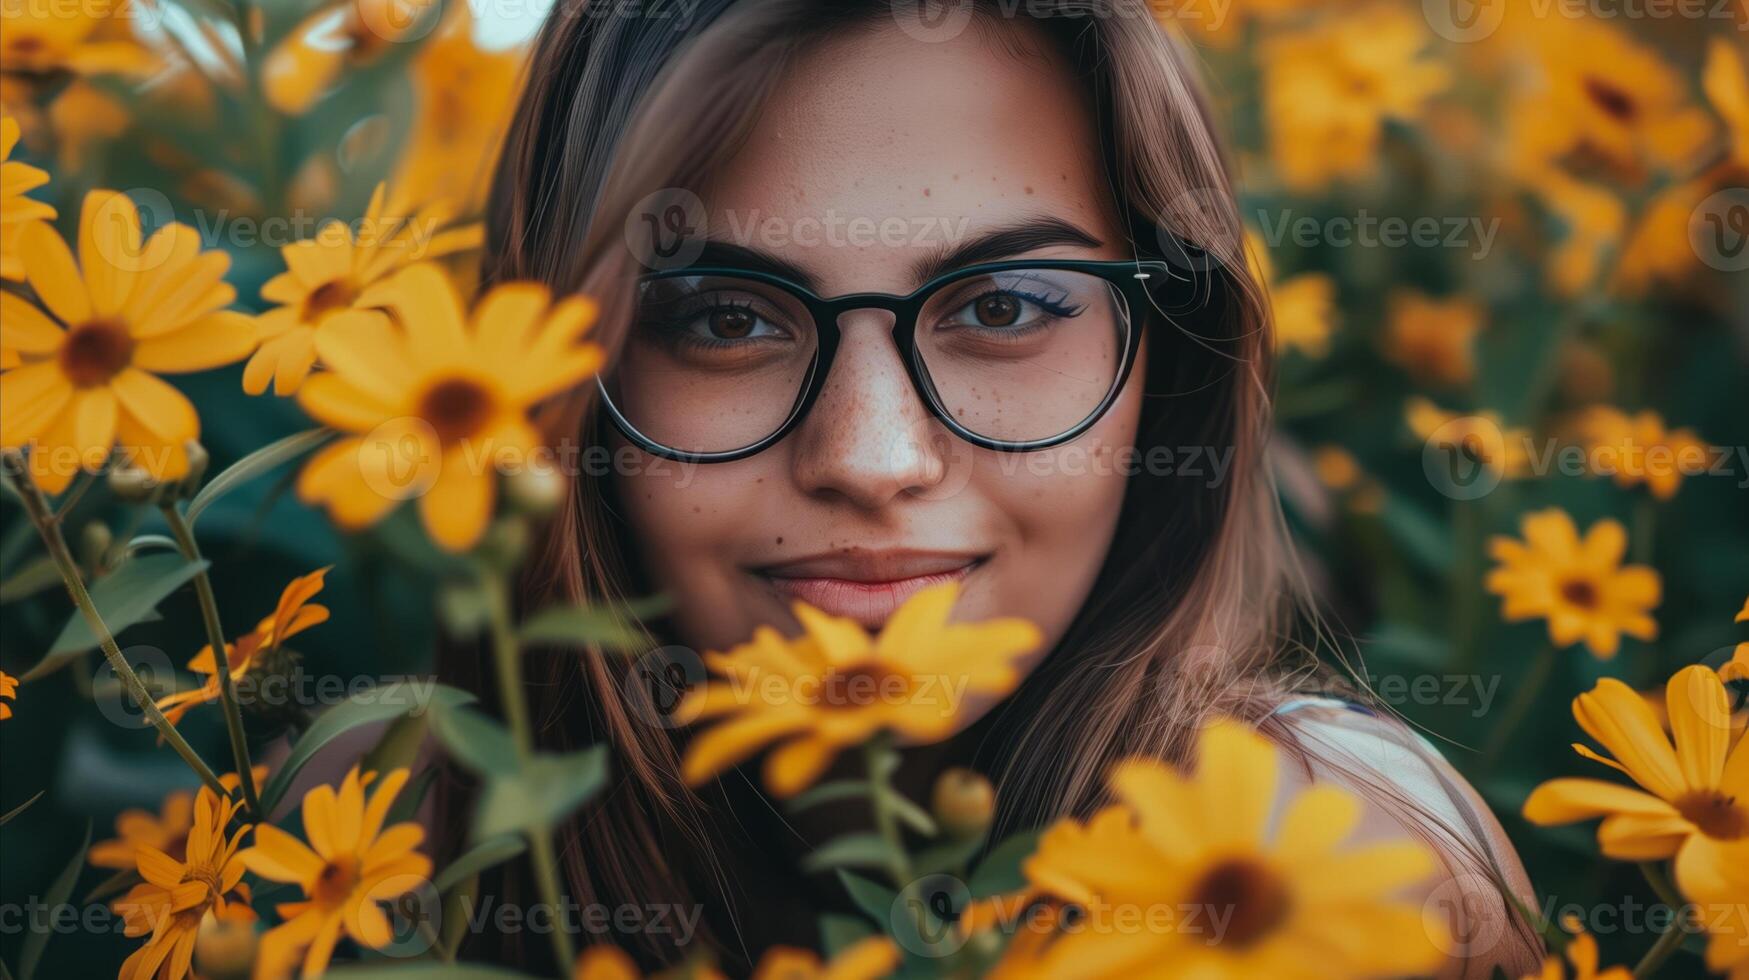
1520,920,1631,980
0,190,255,492
1680,838,1749,980
0,0,156,78
293,262,601,551
1706,38,1749,167
1246,231,1335,358
113,781,254,980
1484,509,1659,659
245,182,482,396
241,766,431,978
90,788,197,870
1728,597,1749,683
1524,667,1745,895
261,0,440,115
680,582,1041,797
1572,406,1708,502
1,111,54,283
1405,397,1532,480
751,939,900,980
0,667,16,720
155,568,330,726
990,720,1442,979
1384,291,1483,388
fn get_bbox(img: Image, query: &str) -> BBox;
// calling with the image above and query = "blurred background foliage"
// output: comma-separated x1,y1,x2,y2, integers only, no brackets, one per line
0,0,1746,974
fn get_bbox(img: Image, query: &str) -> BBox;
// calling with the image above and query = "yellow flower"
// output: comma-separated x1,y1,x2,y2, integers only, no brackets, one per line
1485,509,1659,659
1523,667,1745,896
1680,838,1749,980
680,582,1041,797
1505,17,1714,185
91,789,196,870
1572,406,1707,502
246,182,482,396
390,3,524,216
1261,7,1449,190
991,720,1442,979
293,263,602,552
261,0,440,115
1246,231,1335,358
1729,597,1749,683
241,766,431,978
113,782,254,980
0,667,16,720
1384,291,1483,387
1532,173,1626,297
1,111,54,284
750,939,900,980
154,568,330,726
1520,920,1631,980
1704,38,1749,168
1405,397,1532,480
0,0,156,78
0,190,255,492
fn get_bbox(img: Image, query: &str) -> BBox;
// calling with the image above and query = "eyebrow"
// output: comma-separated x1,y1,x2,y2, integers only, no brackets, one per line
688,217,1106,295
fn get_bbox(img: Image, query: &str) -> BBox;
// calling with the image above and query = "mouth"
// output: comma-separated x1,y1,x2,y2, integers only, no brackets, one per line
750,550,988,630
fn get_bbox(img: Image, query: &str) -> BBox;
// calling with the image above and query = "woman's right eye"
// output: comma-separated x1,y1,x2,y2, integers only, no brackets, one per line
678,304,783,342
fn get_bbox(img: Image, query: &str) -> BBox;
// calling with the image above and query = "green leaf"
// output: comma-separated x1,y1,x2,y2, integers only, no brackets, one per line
29,554,210,680
786,779,869,813
0,557,59,604
428,703,518,777
19,822,88,980
434,834,527,894
518,595,670,650
967,829,1040,899
472,746,608,842
887,794,939,838
0,791,43,826
259,682,475,813
801,833,902,874
384,767,438,830
819,913,874,957
186,428,332,527
914,831,988,877
326,965,535,978
835,870,897,925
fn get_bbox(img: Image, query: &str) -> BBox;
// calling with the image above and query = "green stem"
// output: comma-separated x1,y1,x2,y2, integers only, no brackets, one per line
53,470,97,519
1452,497,1481,674
1632,494,1657,567
864,735,914,889
1,453,225,797
1480,645,1559,775
160,503,260,818
1638,861,1682,911
1632,911,1690,978
479,569,574,973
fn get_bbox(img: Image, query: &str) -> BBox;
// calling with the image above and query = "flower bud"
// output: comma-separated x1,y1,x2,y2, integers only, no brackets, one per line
194,914,258,980
175,440,211,498
931,767,995,839
79,522,113,569
107,464,163,504
505,464,567,517
476,515,528,569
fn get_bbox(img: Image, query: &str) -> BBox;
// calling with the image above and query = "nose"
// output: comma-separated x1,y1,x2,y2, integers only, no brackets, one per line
789,309,950,510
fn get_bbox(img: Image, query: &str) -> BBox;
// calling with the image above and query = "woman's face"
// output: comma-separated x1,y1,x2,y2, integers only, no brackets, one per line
616,23,1143,703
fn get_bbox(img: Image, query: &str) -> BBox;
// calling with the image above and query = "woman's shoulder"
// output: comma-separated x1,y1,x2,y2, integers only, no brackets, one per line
1264,697,1545,979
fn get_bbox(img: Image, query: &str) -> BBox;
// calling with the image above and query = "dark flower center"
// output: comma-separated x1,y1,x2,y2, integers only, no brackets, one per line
1676,792,1747,841
1560,578,1600,610
59,320,135,387
418,377,494,444
1583,77,1637,122
301,279,357,323
313,855,361,906
808,664,902,711
1188,858,1292,949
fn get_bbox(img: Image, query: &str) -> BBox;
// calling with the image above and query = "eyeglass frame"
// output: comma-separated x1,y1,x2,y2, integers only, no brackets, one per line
597,257,1189,463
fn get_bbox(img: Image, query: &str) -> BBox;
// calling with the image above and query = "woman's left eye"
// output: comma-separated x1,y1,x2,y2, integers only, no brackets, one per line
943,290,1072,331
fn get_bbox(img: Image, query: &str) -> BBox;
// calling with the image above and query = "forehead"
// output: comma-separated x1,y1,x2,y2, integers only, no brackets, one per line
699,19,1123,291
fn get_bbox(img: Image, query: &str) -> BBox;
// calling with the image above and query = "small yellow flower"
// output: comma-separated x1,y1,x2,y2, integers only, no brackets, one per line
1384,291,1484,387
1405,397,1532,480
1520,919,1631,980
1729,597,1749,683
261,0,440,115
1,111,54,284
750,939,900,980
294,263,602,552
1704,38,1749,168
245,182,482,396
1484,509,1659,659
113,782,254,980
680,582,1041,797
1261,7,1449,190
1246,231,1335,358
0,0,157,78
155,568,330,726
990,720,1442,979
0,667,17,720
0,190,256,492
242,766,431,979
1523,667,1745,897
1572,406,1708,502
1679,838,1749,980
90,789,197,870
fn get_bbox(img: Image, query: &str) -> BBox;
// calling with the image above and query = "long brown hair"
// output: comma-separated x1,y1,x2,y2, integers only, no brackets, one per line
445,0,1541,973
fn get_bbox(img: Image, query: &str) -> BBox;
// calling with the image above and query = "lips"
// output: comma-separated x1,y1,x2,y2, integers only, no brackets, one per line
752,550,986,628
